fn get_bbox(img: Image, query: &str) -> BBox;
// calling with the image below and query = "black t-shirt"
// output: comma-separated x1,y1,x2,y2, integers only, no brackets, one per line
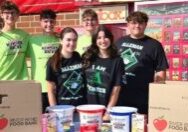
116,35,169,112
85,56,125,106
46,52,86,106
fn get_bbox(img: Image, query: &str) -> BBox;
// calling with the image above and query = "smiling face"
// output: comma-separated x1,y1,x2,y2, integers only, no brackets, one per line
127,21,147,39
82,16,98,33
40,18,56,34
61,32,77,54
1,9,19,26
96,31,111,52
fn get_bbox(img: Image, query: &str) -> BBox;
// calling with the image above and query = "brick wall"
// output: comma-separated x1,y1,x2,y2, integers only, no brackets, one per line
16,11,80,34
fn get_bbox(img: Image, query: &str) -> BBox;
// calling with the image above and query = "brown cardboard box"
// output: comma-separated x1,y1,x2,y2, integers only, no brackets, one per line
148,81,188,132
0,80,42,132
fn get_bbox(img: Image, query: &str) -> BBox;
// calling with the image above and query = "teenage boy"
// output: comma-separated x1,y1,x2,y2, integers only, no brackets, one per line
0,1,29,80
27,9,59,113
116,11,169,114
76,9,98,55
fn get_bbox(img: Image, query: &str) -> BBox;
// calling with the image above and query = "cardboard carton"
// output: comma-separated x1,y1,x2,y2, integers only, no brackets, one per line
148,81,188,132
0,80,42,132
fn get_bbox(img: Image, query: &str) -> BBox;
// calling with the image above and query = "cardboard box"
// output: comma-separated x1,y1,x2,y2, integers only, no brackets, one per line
148,81,188,132
0,81,42,132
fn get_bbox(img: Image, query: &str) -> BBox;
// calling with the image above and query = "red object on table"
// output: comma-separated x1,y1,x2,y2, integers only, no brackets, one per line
80,123,98,132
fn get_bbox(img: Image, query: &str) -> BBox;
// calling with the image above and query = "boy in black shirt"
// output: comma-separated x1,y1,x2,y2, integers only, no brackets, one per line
116,11,169,114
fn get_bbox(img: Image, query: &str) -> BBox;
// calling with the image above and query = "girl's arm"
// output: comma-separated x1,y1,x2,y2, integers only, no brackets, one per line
103,85,121,121
47,81,57,106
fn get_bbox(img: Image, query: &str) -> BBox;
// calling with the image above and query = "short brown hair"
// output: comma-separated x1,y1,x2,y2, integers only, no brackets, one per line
40,9,56,20
0,1,20,14
82,9,98,21
126,11,148,23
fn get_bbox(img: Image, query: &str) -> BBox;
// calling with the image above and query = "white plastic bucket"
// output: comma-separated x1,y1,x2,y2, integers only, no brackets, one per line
76,104,105,128
109,106,137,132
47,105,75,123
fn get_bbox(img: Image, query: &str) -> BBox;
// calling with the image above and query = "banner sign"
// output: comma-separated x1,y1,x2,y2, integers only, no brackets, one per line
80,5,128,24
99,0,144,2
74,0,101,6
12,0,77,14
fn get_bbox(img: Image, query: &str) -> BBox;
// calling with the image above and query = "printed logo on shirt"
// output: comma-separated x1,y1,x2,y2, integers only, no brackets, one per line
41,43,59,54
89,70,102,85
122,42,143,50
6,40,22,49
61,64,82,72
121,48,138,70
63,71,83,95
87,84,106,95
87,70,107,97
5,40,23,55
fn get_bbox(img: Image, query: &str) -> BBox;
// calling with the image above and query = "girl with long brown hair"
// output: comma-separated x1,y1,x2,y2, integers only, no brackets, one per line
46,27,86,106
82,25,126,120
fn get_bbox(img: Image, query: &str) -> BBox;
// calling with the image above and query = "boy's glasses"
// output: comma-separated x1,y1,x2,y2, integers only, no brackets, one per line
83,18,97,22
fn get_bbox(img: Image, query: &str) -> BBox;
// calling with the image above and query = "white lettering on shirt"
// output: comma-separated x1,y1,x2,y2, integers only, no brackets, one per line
61,64,82,72
122,42,143,50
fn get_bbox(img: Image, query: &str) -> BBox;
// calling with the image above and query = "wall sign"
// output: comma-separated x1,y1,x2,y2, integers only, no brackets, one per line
80,5,128,24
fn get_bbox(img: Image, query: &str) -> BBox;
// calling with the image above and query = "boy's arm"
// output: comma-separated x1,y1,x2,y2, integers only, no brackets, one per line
154,70,166,83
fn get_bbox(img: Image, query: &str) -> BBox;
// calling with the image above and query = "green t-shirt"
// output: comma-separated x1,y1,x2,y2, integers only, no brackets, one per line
27,34,59,93
76,35,91,55
0,29,29,80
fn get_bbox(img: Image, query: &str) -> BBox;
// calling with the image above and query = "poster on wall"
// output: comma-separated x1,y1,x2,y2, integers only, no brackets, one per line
135,0,188,81
12,0,77,14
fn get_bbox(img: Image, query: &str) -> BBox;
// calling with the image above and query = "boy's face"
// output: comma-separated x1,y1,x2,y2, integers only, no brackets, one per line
40,18,56,34
82,16,98,32
127,20,147,38
1,9,19,26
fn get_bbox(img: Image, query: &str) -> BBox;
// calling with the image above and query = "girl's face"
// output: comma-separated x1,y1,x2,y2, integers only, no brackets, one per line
1,9,19,26
96,31,111,51
61,32,77,53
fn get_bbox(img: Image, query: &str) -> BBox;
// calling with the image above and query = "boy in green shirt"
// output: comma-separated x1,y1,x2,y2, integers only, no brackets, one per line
0,1,29,80
76,9,99,55
27,9,59,113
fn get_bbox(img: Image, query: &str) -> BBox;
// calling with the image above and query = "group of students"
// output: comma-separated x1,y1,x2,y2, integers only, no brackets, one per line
0,1,169,120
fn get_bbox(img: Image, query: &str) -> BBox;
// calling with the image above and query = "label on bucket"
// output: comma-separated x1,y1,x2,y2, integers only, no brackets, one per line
47,105,74,124
110,115,130,132
56,112,73,123
79,112,103,126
